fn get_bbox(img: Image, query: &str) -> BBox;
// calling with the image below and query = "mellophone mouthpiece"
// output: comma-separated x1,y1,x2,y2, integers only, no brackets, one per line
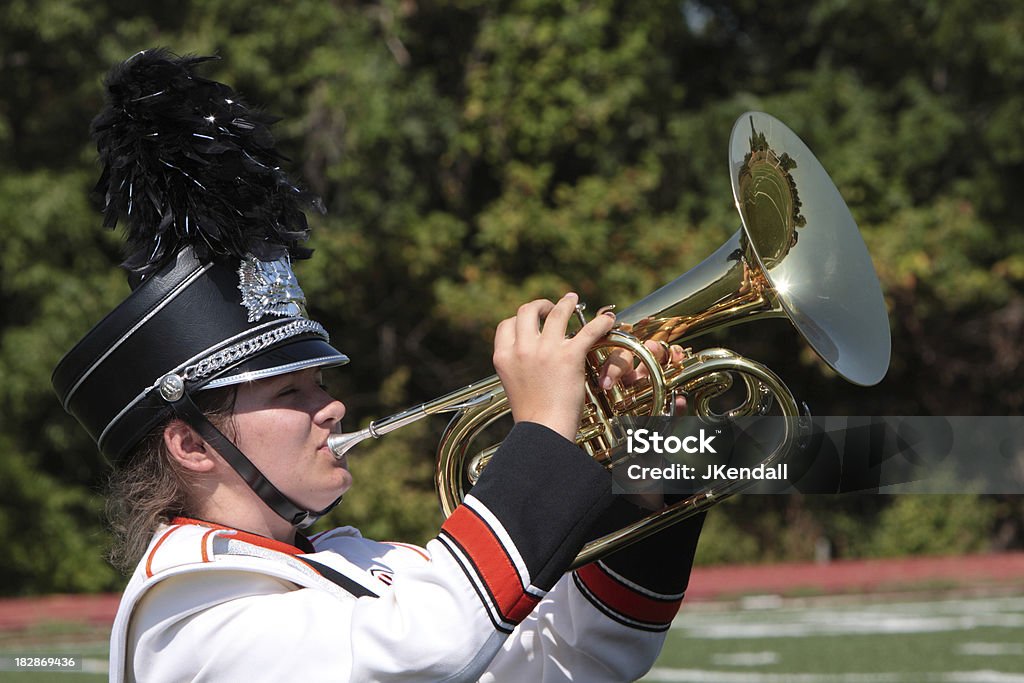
327,429,376,459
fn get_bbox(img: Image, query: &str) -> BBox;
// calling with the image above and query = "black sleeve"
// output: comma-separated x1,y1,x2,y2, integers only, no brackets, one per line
584,497,706,596
435,421,617,634
463,421,616,590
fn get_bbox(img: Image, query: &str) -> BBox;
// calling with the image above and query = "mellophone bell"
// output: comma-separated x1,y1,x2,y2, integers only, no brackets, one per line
329,111,892,568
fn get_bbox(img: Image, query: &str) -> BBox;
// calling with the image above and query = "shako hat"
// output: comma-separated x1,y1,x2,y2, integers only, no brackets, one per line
51,49,348,526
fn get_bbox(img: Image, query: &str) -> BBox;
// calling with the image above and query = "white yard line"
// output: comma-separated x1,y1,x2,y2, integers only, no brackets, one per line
671,595,1024,639
958,642,1024,656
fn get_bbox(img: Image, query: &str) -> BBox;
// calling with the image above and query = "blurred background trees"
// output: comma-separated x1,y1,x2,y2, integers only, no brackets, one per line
1,0,1021,594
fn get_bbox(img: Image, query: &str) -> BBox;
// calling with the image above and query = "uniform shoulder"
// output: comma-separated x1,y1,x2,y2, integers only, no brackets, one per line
139,522,223,578
140,521,309,579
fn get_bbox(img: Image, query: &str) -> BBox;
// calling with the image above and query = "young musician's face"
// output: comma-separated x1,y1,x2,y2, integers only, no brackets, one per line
230,368,352,511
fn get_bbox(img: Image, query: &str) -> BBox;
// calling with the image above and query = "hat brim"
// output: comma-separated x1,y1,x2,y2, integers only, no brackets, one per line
200,338,349,390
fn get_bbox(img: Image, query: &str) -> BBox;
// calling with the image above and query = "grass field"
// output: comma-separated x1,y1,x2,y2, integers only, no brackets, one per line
1,593,1022,681
645,593,1024,682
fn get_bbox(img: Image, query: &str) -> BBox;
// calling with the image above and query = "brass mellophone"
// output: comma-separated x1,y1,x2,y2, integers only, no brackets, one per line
329,112,891,569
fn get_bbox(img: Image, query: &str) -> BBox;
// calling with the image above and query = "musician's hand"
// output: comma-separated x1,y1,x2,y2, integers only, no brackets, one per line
493,292,616,441
598,341,688,413
598,341,687,510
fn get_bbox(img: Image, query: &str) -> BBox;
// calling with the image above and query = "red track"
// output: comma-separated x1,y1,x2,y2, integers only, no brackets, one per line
684,551,1024,602
1,553,1023,631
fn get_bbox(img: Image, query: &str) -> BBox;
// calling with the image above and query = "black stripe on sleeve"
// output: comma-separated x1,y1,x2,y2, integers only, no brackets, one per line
465,422,615,591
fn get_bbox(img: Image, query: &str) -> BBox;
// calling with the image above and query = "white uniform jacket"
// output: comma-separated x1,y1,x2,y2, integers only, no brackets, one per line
110,423,699,682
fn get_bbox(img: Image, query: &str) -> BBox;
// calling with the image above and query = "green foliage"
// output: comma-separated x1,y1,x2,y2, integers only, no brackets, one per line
695,494,1003,566
869,495,999,558
0,434,116,593
1,0,1022,593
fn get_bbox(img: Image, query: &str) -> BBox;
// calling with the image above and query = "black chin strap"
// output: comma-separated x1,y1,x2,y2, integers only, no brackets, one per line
162,384,341,529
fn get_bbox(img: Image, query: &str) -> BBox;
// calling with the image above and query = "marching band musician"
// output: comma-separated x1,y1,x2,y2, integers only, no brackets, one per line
52,49,705,683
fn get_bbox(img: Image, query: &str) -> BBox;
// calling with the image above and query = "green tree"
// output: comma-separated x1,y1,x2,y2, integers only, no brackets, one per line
1,0,1021,594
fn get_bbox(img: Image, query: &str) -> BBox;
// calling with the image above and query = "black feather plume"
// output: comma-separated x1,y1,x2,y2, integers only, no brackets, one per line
90,48,324,277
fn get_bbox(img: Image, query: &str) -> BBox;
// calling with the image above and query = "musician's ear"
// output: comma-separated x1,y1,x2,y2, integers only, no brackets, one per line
164,419,217,473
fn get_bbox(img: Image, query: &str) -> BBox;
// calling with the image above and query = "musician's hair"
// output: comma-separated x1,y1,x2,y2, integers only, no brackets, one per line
105,387,237,574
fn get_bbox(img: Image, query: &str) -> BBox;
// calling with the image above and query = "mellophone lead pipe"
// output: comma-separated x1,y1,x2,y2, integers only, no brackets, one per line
327,303,613,460
327,374,505,458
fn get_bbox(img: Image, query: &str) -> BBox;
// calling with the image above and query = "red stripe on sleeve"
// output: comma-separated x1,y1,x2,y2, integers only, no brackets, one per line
442,505,540,624
576,563,682,626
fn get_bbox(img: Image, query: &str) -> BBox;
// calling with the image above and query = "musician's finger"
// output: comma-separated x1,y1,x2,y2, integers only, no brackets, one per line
570,306,616,353
597,348,635,391
513,298,555,346
540,292,579,341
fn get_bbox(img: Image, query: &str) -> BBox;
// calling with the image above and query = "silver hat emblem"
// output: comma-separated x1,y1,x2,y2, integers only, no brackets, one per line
237,256,308,322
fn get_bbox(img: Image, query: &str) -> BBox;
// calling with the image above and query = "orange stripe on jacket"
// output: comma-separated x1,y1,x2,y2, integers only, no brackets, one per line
145,525,185,578
170,517,307,555
442,505,539,624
